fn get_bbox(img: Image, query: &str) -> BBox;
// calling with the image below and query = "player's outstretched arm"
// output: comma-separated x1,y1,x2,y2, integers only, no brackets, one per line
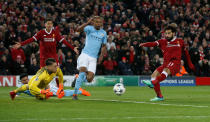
13,30,42,49
139,41,158,47
76,17,94,32
62,40,79,55
56,28,79,55
13,37,35,49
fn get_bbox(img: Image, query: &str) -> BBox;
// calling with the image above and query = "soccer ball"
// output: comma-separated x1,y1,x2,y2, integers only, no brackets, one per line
113,83,126,96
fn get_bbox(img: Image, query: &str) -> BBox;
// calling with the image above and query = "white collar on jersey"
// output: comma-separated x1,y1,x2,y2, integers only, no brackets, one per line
170,36,177,42
44,27,54,34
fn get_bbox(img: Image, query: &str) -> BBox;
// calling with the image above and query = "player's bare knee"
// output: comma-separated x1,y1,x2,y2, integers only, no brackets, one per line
87,76,94,82
151,70,160,78
79,67,87,72
163,68,171,74
86,72,94,82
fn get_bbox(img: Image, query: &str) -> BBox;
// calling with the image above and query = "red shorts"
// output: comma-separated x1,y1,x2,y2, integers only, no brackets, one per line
40,57,59,68
156,60,180,76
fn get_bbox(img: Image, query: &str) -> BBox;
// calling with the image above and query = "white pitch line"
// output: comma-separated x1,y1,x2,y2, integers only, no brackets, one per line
1,116,210,121
79,98,209,108
8,97,209,108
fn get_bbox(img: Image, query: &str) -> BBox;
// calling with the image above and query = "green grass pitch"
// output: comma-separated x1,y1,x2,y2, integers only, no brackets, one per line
0,86,210,122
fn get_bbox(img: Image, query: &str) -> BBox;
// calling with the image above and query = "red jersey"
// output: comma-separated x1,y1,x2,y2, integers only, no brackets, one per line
141,36,195,72
32,28,63,59
155,37,185,64
21,27,74,63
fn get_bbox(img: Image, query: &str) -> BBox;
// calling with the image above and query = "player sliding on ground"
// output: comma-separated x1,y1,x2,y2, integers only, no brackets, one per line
139,24,195,101
10,58,64,100
72,16,107,100
10,73,91,100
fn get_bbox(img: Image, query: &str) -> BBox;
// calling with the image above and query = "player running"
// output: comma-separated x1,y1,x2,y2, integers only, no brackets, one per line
139,25,195,101
13,17,79,68
10,58,64,100
72,16,107,100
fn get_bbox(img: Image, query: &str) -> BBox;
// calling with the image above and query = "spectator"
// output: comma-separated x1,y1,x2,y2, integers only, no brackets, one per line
150,54,161,71
118,57,133,75
103,57,117,75
176,60,188,77
10,48,26,64
0,55,10,75
106,36,116,50
142,55,152,75
129,46,135,64
108,46,118,60
28,58,39,75
146,31,156,42
64,51,76,75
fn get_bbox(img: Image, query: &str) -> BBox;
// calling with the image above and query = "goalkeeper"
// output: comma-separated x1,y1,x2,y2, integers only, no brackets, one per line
10,58,64,100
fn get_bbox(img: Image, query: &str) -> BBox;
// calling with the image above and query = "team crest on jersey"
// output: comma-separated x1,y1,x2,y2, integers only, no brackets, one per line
177,41,180,44
35,77,39,81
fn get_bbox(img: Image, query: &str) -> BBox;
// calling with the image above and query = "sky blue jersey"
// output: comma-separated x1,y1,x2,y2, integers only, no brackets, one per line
82,25,107,58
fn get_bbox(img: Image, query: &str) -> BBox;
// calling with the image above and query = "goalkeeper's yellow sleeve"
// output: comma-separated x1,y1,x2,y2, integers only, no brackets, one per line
15,84,29,93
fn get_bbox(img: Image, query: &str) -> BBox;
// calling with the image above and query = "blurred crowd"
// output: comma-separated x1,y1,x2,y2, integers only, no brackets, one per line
0,0,209,76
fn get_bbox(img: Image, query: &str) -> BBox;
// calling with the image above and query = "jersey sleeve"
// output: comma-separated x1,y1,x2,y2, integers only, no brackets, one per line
55,30,65,43
102,32,107,44
33,30,42,42
155,39,163,47
84,25,92,34
20,30,42,46
56,68,64,84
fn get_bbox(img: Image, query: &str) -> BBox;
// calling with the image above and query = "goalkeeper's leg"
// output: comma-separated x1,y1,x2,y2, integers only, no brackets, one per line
29,85,53,100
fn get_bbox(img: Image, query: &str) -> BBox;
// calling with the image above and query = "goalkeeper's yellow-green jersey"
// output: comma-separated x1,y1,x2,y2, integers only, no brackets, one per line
28,67,63,95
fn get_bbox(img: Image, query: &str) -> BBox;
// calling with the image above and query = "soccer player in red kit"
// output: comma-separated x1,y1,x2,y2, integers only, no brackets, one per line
139,25,195,101
13,18,79,67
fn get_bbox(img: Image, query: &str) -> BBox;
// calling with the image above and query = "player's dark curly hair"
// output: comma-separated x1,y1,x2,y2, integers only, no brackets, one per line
45,58,56,66
19,73,28,80
45,17,53,23
165,24,177,33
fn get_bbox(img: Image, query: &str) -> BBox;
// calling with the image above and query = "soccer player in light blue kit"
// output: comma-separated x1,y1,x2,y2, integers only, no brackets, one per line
72,16,107,100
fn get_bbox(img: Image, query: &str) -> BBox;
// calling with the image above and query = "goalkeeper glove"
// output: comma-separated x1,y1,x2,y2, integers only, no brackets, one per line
56,84,64,98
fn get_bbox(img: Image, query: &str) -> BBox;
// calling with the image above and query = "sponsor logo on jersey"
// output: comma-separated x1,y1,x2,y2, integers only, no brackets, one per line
44,38,55,42
167,41,180,47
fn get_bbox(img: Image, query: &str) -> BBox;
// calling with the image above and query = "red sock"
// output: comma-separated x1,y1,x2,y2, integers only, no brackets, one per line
56,78,59,87
153,83,163,98
152,73,167,85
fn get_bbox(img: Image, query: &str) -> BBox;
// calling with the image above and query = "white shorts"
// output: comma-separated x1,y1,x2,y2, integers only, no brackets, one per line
48,79,58,95
77,53,97,74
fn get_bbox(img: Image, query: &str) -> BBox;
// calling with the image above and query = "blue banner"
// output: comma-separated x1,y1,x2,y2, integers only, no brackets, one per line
139,76,196,86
